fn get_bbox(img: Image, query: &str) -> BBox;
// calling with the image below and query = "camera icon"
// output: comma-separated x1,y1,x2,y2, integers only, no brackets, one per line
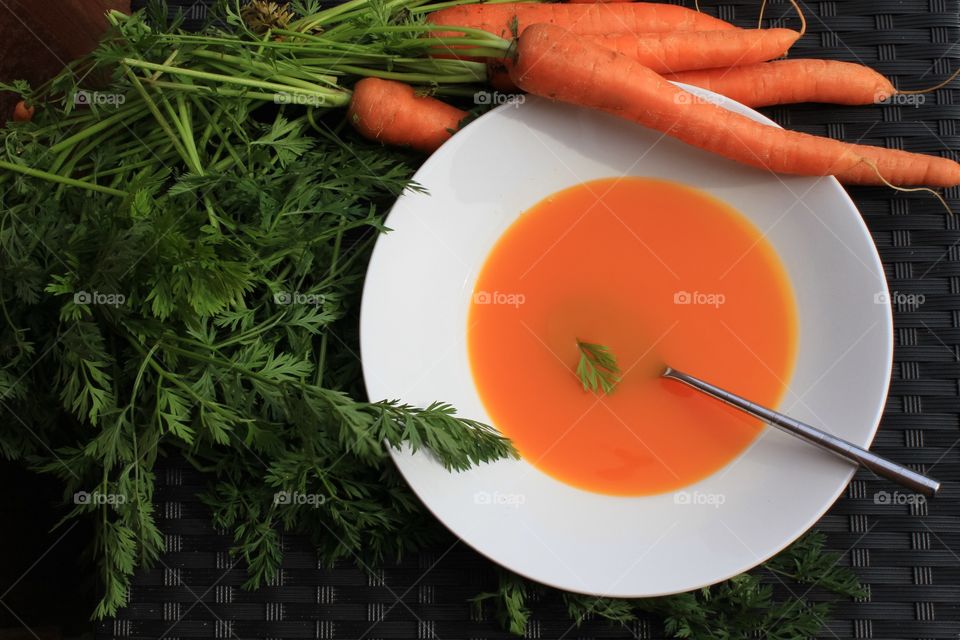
874,490,891,505
673,290,692,305
273,490,291,505
473,291,492,304
74,291,91,304
673,491,691,505
473,91,491,105
274,291,292,305
73,491,91,504
873,292,890,304
473,491,492,505
74,90,91,106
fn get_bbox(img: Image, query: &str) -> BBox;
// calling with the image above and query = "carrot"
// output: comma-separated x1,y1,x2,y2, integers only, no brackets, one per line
486,28,798,92
348,78,466,154
665,59,960,107
12,100,35,123
584,28,799,74
663,60,896,107
509,24,960,187
427,2,737,40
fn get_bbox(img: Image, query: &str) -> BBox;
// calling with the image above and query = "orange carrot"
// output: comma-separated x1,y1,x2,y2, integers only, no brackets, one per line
12,100,35,123
348,78,466,153
663,59,896,107
427,2,737,40
583,28,798,74
486,28,798,92
509,24,960,187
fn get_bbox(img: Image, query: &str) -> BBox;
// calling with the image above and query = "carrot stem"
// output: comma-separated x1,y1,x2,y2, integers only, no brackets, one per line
143,79,295,102
120,58,350,105
362,23,510,41
199,57,339,94
336,65,485,83
188,96,246,169
190,50,340,86
432,85,486,97
74,154,172,180
175,94,204,175
52,134,105,185
290,0,373,32
49,103,150,154
439,46,513,57
291,0,421,32
122,66,195,169
263,30,380,51
395,36,512,54
0,160,128,196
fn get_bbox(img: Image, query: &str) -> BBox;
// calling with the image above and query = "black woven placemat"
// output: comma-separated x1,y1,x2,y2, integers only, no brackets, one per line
98,1,960,638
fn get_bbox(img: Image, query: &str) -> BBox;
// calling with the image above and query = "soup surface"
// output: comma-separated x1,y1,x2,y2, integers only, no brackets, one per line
467,177,798,495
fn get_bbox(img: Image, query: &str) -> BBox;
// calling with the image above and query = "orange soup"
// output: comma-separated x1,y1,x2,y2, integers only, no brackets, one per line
467,177,798,495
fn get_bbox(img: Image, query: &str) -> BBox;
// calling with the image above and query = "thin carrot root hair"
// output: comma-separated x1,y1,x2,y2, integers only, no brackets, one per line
694,0,701,13
897,65,960,95
790,0,806,37
758,0,805,36
864,159,954,215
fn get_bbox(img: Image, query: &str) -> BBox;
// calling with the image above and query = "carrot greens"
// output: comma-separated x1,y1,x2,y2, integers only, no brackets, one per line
575,339,621,394
0,2,515,619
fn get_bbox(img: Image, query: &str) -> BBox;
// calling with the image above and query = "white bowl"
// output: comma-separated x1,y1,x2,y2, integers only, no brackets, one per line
360,86,892,597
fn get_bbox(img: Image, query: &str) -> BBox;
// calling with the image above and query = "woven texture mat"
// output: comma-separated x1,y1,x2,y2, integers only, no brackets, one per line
100,1,960,638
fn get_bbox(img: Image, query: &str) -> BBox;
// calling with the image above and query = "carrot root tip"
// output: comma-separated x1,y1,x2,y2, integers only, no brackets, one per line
862,158,954,215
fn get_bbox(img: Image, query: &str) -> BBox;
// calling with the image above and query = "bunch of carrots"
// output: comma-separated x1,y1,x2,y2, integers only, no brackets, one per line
349,0,960,189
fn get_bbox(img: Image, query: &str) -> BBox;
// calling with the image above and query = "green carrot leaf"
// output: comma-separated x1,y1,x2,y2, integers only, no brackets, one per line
575,339,622,394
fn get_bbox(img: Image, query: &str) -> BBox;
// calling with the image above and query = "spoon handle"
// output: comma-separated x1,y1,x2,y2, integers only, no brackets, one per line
662,367,941,497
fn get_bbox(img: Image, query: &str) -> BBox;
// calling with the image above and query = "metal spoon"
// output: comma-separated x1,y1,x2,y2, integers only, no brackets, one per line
662,366,941,497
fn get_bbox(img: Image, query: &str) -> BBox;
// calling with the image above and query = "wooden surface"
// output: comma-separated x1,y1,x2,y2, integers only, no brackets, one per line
0,1,130,118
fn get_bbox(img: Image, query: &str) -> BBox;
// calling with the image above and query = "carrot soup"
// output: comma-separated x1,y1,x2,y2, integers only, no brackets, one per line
467,177,798,495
